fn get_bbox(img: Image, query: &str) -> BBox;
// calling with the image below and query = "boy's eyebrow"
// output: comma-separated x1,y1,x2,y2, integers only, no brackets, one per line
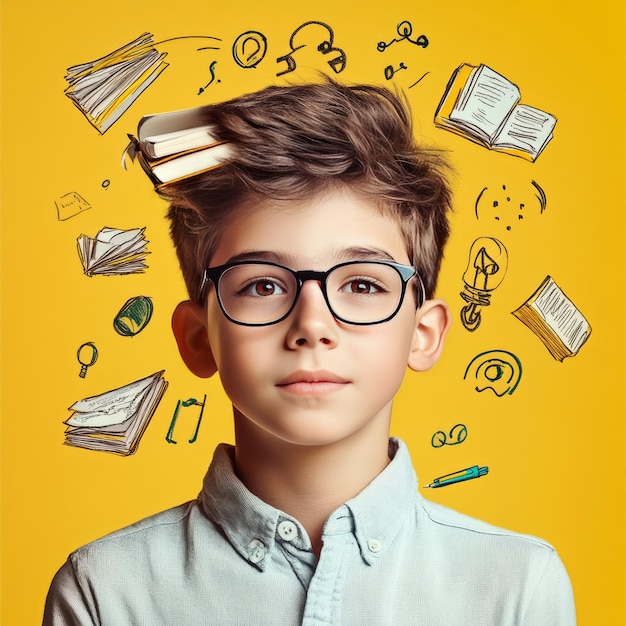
223,247,398,266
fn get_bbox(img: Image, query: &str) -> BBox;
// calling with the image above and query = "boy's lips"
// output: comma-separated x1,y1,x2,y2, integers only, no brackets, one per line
276,370,350,396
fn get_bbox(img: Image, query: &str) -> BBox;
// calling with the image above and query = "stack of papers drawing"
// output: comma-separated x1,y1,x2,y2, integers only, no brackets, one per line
77,227,150,277
64,371,168,455
64,33,169,134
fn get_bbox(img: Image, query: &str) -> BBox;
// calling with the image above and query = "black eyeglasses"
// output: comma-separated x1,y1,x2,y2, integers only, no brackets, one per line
199,260,423,326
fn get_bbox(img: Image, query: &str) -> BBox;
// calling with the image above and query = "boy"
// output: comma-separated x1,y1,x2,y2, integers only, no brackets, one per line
44,81,576,625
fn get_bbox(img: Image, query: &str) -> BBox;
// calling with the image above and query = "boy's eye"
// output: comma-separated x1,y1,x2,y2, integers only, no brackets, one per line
339,278,385,295
240,278,287,297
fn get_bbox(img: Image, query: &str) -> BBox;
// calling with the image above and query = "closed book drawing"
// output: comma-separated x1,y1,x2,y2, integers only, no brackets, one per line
512,276,591,361
64,371,168,455
435,63,557,161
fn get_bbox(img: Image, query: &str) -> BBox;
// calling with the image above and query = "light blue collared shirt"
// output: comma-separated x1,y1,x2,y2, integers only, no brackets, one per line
44,438,575,625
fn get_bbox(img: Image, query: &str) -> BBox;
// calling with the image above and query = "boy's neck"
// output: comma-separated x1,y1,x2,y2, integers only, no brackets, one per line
232,409,392,557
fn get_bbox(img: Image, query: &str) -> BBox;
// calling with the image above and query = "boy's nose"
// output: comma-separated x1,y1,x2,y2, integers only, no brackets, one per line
285,280,339,349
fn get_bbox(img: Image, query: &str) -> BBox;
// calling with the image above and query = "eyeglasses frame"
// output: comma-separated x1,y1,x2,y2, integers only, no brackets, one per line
199,259,424,327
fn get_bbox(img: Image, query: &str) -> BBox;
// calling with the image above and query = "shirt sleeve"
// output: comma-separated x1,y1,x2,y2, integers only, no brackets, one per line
523,550,576,625
43,557,99,626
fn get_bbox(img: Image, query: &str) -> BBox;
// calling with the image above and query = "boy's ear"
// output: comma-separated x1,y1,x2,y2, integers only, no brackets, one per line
407,299,452,372
171,301,217,378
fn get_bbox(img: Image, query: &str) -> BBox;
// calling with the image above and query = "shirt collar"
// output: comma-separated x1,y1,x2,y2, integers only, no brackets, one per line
199,437,418,570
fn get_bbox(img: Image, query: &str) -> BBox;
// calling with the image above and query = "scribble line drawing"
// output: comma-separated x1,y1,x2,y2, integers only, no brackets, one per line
198,61,220,95
460,237,508,331
166,396,206,444
434,63,557,161
232,31,268,68
377,21,429,51
77,227,150,277
64,371,168,455
464,350,522,397
384,62,407,80
408,71,429,89
77,342,98,378
276,21,346,77
431,423,467,448
512,276,591,361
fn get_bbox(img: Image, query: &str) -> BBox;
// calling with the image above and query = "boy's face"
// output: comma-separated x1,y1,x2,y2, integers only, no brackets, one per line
173,186,450,448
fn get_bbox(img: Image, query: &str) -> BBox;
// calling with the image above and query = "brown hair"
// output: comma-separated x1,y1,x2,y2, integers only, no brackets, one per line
156,80,453,303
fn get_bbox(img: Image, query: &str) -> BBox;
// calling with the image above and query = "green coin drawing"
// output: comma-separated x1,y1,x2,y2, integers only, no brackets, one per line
114,296,154,336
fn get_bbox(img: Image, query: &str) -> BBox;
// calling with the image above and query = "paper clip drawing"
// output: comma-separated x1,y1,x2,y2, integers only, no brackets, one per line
76,342,98,378
54,192,92,221
232,31,268,68
431,423,467,448
512,276,591,361
460,237,508,331
276,21,346,77
64,33,169,134
475,181,547,231
114,296,154,337
424,465,489,489
63,371,168,455
166,396,206,444
77,227,150,277
435,63,557,161
464,350,522,397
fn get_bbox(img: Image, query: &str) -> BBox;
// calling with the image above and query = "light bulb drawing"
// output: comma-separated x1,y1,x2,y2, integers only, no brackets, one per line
77,342,98,378
460,237,508,331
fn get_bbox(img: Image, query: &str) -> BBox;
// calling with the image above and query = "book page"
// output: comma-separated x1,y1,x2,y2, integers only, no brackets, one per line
493,104,557,159
449,65,521,142
530,278,590,354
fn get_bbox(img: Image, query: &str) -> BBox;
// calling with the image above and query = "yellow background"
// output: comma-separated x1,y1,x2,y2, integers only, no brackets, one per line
2,0,624,623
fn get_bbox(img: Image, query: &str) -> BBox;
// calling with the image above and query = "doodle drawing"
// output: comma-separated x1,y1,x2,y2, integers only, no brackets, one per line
464,350,522,397
54,192,92,221
64,33,169,134
424,465,489,488
198,61,220,95
460,237,508,331
431,423,468,448
76,342,98,378
376,20,429,52
435,64,557,161
512,276,591,361
475,181,547,231
114,296,154,337
276,21,346,77
232,31,268,68
77,227,150,277
63,371,168,455
166,396,207,444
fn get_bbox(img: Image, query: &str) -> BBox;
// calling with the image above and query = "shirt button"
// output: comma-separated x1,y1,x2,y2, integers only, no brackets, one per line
367,538,382,553
247,539,266,563
277,520,298,541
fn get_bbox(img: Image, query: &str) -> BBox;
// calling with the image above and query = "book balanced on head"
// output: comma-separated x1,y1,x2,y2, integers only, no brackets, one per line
434,63,557,162
123,106,234,186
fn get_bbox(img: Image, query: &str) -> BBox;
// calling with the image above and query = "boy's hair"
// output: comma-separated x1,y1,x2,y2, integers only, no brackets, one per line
156,80,452,303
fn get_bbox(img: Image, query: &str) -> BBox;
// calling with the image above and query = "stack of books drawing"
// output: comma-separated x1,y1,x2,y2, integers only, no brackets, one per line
435,63,557,161
64,33,169,134
64,371,168,455
125,107,234,186
77,227,150,277
513,276,591,361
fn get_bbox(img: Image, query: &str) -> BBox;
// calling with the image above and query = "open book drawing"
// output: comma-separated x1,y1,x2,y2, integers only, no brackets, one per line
512,276,591,361
64,33,169,134
64,371,168,455
435,64,557,161
77,227,150,277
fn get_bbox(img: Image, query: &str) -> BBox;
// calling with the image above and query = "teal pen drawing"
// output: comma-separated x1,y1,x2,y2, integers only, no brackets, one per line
424,465,489,488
